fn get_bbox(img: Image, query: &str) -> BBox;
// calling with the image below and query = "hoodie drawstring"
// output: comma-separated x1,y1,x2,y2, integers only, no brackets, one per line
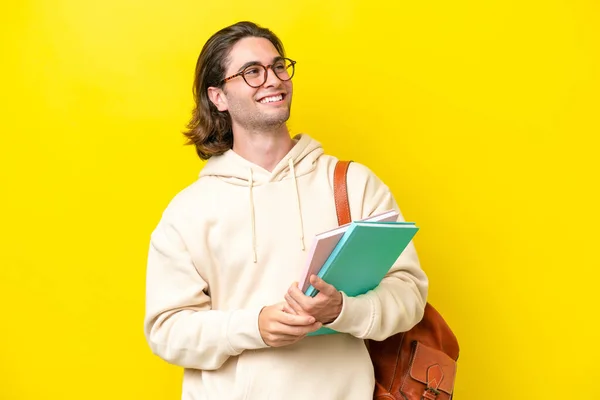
289,158,305,251
247,161,306,263
249,168,257,263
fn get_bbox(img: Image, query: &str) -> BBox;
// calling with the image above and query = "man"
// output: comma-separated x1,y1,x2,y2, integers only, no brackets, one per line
144,21,428,400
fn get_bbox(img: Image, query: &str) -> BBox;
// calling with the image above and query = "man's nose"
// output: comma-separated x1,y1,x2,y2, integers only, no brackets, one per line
263,66,281,87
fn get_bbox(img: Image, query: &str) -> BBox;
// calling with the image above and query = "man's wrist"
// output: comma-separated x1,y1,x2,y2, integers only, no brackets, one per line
323,291,343,324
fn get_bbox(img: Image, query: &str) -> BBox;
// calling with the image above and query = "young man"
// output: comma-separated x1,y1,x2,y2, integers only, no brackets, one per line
144,21,428,400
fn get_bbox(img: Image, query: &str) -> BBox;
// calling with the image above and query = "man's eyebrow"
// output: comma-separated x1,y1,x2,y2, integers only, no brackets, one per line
235,56,285,73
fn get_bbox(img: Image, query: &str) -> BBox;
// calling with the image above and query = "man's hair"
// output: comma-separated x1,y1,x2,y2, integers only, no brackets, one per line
183,21,286,160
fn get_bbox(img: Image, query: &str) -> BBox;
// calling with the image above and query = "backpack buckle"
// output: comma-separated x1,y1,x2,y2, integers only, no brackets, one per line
421,386,440,400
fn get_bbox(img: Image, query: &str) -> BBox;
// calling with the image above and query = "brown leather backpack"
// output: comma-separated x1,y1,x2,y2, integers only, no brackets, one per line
333,160,460,400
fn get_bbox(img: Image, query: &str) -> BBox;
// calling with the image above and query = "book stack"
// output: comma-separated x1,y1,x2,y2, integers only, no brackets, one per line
298,210,419,336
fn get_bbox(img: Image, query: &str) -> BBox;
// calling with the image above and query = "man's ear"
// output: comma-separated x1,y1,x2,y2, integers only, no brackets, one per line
207,87,228,112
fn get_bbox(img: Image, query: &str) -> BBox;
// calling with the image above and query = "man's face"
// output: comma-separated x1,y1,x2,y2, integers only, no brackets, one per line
212,37,293,132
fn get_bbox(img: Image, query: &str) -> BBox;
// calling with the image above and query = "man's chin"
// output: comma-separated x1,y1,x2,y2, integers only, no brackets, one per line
262,109,291,126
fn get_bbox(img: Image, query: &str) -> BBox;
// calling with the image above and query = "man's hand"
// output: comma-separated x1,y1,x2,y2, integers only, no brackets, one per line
284,275,343,324
258,302,322,347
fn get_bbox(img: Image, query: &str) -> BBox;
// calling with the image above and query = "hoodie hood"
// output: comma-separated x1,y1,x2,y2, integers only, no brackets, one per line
199,134,324,263
199,133,324,186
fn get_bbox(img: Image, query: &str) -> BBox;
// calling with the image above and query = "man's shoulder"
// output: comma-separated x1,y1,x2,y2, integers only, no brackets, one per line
319,155,383,185
158,178,211,219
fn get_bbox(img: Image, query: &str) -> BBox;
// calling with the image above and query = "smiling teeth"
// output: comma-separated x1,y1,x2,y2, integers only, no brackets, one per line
259,95,283,104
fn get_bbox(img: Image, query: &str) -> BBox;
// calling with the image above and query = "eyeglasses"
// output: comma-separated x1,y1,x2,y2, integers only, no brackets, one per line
222,58,296,88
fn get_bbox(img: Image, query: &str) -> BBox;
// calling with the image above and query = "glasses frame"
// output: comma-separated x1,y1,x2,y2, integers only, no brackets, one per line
221,58,297,88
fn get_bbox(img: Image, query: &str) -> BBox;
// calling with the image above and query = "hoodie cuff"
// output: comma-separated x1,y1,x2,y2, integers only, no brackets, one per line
226,308,269,354
323,292,375,338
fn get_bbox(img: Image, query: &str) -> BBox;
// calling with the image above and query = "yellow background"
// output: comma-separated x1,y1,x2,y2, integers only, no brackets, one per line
1,1,599,399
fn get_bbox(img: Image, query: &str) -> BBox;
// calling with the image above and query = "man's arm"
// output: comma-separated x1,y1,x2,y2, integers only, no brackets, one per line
285,162,428,340
144,209,320,370
143,215,269,371
325,162,428,340
323,240,427,340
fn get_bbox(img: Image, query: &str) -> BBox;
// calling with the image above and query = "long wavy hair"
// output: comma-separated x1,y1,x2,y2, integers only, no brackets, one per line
183,21,286,160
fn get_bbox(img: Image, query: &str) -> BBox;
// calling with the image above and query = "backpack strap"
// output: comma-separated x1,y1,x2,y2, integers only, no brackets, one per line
333,160,353,226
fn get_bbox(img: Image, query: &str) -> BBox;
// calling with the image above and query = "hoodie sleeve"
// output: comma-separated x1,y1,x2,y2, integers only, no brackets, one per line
324,162,429,340
143,208,269,371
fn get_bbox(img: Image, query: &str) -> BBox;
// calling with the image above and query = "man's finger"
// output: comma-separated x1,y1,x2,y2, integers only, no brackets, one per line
283,322,322,336
282,303,297,315
310,275,336,296
275,320,322,336
264,331,301,346
287,282,311,308
277,310,315,326
284,293,308,316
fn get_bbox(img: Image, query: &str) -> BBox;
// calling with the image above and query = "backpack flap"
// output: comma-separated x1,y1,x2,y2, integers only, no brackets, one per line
406,341,457,398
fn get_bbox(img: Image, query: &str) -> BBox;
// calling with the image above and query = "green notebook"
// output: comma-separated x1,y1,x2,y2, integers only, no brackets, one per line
305,220,419,336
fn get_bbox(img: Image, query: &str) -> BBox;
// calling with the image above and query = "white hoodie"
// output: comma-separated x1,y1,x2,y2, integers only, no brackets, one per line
144,134,428,400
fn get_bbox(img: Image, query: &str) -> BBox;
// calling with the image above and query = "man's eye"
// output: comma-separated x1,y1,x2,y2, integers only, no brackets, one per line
244,68,260,76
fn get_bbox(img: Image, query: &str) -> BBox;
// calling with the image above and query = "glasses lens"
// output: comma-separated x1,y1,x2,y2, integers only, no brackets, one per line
241,59,295,87
243,65,267,87
273,59,294,81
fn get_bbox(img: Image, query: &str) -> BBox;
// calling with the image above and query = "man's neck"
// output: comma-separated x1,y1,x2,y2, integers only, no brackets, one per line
231,126,295,172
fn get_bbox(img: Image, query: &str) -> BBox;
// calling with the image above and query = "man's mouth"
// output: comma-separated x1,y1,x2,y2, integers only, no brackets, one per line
257,93,285,104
